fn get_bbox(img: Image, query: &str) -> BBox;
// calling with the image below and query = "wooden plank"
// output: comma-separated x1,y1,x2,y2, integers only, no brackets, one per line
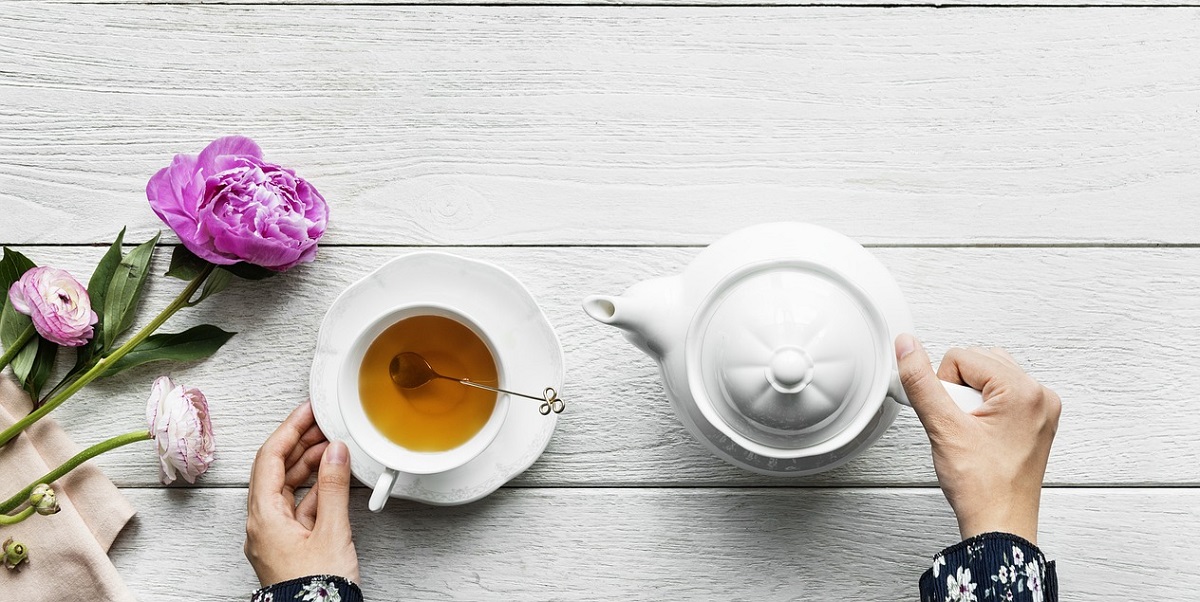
3,6,1200,245
23,0,1200,6
109,487,1200,601
6,245,1193,487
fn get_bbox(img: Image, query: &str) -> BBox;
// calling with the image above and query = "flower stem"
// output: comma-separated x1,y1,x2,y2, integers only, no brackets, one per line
0,264,213,449
0,429,151,515
0,324,35,373
0,506,34,526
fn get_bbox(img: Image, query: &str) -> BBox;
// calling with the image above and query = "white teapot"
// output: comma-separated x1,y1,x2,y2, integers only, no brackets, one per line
583,223,982,476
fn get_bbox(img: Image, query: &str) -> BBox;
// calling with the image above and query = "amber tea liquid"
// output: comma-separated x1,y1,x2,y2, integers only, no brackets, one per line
358,314,498,452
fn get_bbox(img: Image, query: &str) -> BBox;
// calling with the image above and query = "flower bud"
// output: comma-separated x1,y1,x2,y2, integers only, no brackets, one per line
147,376,215,485
29,483,60,516
2,537,28,570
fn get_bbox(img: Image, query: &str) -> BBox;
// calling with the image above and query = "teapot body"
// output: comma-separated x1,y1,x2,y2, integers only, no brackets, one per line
585,222,916,476
658,343,901,476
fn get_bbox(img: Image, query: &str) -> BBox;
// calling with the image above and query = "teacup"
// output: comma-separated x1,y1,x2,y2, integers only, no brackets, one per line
338,303,511,512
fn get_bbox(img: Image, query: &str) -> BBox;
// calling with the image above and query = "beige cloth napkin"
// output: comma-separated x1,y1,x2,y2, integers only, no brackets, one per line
0,376,136,601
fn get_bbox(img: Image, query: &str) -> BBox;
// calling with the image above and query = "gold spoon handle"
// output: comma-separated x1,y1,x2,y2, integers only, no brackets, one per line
454,378,565,414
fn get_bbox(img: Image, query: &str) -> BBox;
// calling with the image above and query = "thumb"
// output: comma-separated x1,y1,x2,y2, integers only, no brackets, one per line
895,333,962,436
314,441,352,535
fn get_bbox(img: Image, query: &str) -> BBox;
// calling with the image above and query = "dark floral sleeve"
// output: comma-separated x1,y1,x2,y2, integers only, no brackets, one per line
251,575,364,602
920,532,1058,602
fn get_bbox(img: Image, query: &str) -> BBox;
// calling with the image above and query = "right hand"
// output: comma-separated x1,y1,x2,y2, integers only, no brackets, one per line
895,334,1061,544
245,402,360,586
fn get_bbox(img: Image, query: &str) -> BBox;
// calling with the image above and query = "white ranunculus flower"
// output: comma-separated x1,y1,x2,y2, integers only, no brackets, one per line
146,376,215,484
8,266,98,347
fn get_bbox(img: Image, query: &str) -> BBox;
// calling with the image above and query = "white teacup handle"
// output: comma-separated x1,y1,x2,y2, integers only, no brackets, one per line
369,469,398,513
890,372,985,413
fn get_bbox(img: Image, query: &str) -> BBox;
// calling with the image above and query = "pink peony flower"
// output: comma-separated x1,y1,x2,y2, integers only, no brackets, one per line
146,136,328,272
8,266,98,347
146,376,215,484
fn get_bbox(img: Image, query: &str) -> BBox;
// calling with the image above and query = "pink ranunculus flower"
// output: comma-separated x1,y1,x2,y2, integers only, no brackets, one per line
146,136,328,272
8,267,98,347
146,376,215,485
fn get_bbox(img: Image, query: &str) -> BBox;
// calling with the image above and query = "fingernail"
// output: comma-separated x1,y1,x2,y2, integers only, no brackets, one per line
895,333,921,360
326,441,348,466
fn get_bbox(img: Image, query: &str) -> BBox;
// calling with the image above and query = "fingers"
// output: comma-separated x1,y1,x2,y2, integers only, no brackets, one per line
987,347,1020,368
296,487,319,531
937,348,1014,393
896,334,964,435
284,441,329,491
285,423,329,470
250,402,316,509
314,441,352,536
963,346,1020,370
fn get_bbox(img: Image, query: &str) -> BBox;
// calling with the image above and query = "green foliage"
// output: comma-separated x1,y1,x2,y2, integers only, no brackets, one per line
165,244,208,281
190,268,232,307
11,336,56,401
76,227,127,369
101,232,160,350
103,324,235,376
223,262,277,281
0,248,56,400
0,248,36,350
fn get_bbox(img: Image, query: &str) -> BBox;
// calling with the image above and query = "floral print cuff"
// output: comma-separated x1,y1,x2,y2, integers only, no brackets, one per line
252,575,363,602
920,532,1058,602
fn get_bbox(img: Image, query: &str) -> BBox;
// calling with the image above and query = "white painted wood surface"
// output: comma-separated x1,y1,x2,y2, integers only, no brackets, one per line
2,2,1197,600
33,246,1200,488
111,488,1200,601
27,0,1200,5
3,6,1200,245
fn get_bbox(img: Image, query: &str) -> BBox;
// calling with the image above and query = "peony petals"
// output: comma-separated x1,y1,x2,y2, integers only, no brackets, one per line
147,156,211,251
197,136,263,172
147,137,325,272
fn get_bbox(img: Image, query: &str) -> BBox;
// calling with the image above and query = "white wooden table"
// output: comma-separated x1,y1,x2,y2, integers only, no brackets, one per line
3,2,1199,599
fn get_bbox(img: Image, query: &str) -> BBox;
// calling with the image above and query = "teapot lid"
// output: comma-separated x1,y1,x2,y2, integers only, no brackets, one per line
685,260,890,449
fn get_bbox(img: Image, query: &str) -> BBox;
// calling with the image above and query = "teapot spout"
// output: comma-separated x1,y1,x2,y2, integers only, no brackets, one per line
583,277,680,359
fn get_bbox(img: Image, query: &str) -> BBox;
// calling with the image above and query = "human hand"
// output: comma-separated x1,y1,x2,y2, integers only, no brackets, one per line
895,334,1061,544
245,401,360,586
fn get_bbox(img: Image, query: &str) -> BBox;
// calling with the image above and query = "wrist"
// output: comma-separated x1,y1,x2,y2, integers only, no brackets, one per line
957,508,1039,545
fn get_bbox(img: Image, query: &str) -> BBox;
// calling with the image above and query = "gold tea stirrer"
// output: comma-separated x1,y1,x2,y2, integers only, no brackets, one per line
389,351,565,415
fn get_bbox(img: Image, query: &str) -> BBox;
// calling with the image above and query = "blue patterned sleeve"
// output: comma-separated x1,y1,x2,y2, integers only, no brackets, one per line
251,575,364,602
920,532,1058,602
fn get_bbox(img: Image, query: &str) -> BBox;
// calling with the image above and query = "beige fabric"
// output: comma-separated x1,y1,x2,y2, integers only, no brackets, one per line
0,376,136,601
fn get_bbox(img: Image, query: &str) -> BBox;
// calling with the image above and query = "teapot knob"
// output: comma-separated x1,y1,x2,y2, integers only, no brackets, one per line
766,346,814,394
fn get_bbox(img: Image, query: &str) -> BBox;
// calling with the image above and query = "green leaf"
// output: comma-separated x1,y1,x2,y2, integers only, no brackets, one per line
11,335,56,401
0,250,53,398
0,247,36,294
103,324,235,376
223,262,277,281
165,244,208,281
0,296,32,352
77,227,126,366
102,232,160,350
188,267,232,307
0,249,36,356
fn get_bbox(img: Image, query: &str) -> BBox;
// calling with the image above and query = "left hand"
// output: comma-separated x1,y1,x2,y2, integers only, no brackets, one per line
245,401,360,586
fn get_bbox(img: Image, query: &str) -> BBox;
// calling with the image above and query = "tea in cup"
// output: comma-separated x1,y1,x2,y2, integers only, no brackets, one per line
339,304,510,511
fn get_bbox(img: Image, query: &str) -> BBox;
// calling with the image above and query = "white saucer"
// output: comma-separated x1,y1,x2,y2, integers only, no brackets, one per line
309,252,563,506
